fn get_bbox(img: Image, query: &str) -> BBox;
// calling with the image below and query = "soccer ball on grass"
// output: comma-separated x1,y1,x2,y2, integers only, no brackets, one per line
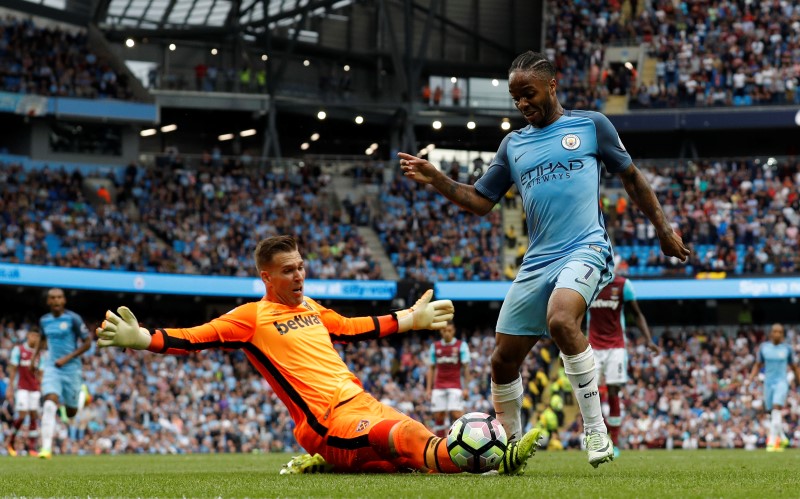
446,412,507,473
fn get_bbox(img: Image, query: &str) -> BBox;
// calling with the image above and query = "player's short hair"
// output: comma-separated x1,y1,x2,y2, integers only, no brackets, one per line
508,51,556,80
254,235,299,272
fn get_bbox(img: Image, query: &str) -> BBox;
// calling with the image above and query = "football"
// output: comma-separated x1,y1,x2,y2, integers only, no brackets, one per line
446,412,508,473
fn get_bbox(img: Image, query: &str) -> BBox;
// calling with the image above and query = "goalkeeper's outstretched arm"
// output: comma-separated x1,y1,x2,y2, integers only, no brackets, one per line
321,289,454,343
97,304,257,354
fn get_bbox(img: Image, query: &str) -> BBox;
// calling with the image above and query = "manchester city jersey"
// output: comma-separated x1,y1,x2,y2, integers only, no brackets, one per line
40,310,89,371
758,342,794,384
475,110,631,273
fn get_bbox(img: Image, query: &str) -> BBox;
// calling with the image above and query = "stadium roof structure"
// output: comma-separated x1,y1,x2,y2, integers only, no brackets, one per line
97,0,354,31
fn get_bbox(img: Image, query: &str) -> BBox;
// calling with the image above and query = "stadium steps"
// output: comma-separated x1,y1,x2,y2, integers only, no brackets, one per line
356,226,399,281
639,56,659,87
604,95,629,115
501,196,524,276
328,168,399,280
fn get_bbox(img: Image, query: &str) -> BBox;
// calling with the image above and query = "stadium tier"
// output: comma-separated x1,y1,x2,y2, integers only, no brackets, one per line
3,156,798,280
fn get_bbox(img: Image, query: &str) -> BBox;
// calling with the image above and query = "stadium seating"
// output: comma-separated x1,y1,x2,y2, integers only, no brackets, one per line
0,17,133,100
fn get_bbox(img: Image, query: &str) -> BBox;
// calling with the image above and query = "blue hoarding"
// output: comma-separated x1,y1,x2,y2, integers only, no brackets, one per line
435,277,800,301
0,264,396,300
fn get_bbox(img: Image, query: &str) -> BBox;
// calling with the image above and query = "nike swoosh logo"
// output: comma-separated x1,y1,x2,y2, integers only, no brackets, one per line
595,442,610,453
514,151,528,162
578,377,594,389
574,278,590,287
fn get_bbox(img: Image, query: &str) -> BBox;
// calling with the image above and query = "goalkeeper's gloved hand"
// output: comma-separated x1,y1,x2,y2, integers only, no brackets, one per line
96,306,152,350
397,289,455,332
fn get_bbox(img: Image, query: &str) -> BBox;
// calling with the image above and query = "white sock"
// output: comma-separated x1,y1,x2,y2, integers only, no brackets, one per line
78,385,87,411
771,409,783,441
492,377,523,442
562,346,606,435
41,400,58,452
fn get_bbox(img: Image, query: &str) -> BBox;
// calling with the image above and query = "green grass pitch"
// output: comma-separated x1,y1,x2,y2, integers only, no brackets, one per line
2,450,799,498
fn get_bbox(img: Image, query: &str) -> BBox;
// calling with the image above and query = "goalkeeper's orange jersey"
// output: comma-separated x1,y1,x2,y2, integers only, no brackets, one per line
146,296,398,448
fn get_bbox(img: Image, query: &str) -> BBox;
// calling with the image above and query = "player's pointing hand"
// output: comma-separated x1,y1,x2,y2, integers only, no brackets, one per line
398,152,440,185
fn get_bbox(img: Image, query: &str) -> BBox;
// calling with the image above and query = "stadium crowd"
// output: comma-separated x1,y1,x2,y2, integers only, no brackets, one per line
3,153,800,280
2,315,798,455
610,157,800,276
374,172,504,282
0,16,132,100
610,324,800,451
545,0,800,111
0,162,182,273
0,160,381,280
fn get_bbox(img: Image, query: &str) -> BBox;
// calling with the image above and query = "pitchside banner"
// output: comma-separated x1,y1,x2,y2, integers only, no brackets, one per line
1,263,798,300
0,264,396,300
435,278,800,301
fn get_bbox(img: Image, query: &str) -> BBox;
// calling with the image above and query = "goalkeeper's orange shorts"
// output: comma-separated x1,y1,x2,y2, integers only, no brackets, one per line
295,390,417,472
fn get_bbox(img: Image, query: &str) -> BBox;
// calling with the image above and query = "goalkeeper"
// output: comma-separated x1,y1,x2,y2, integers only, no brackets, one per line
96,235,540,474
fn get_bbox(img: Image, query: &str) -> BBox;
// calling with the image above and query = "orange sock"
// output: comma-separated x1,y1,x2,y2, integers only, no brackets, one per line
391,419,461,473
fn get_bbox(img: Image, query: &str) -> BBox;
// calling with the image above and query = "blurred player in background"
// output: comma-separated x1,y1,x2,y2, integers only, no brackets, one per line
399,50,688,468
587,274,657,458
747,323,799,452
96,236,541,475
5,329,43,456
426,321,471,437
36,288,92,459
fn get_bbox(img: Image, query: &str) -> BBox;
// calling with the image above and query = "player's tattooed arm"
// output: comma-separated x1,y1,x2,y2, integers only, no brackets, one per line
618,163,671,235
430,175,495,216
619,163,690,261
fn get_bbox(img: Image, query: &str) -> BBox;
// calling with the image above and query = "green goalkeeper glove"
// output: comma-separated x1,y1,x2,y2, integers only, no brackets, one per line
96,306,152,350
396,289,455,332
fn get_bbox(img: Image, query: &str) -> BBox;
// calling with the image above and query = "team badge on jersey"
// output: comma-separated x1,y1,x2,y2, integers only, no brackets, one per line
356,419,370,432
561,134,581,150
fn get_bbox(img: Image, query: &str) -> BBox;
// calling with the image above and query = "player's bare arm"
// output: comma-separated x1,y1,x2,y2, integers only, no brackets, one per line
5,365,15,402
55,338,92,368
32,336,46,369
397,152,495,216
618,163,690,261
461,361,471,400
747,360,762,384
629,300,659,354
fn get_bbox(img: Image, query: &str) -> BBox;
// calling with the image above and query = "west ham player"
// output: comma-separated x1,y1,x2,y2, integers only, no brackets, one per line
399,50,688,467
747,324,799,452
588,274,657,456
95,236,543,475
36,288,92,459
5,329,43,456
426,322,471,437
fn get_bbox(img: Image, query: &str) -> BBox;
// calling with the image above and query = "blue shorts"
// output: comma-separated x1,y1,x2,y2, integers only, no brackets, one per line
41,366,82,408
497,247,613,336
764,381,789,411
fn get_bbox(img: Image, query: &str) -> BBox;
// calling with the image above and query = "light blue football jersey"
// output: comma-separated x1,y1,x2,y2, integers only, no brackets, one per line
758,342,794,385
39,310,89,371
475,110,631,273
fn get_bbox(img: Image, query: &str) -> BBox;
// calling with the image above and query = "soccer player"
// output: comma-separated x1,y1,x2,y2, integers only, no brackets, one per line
426,321,471,437
96,235,541,474
399,50,689,468
5,329,43,456
747,323,799,452
587,274,658,457
36,288,92,459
